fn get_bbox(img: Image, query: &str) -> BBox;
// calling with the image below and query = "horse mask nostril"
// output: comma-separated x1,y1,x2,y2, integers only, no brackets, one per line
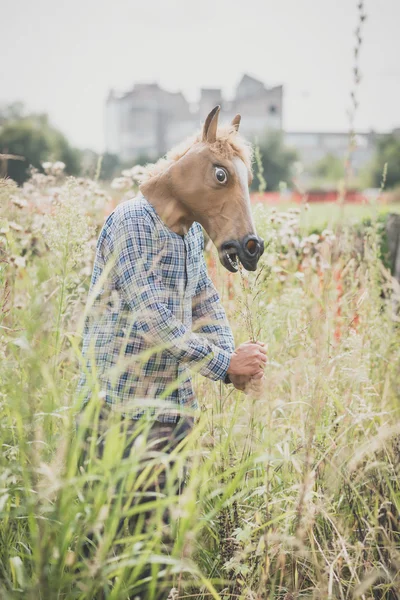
246,239,258,256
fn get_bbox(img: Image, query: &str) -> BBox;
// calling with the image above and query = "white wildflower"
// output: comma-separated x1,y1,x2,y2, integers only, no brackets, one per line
12,256,26,269
130,164,147,180
322,229,336,242
111,176,132,191
31,172,49,187
280,226,295,237
52,161,66,174
22,182,35,194
43,179,94,273
306,234,320,245
42,161,65,177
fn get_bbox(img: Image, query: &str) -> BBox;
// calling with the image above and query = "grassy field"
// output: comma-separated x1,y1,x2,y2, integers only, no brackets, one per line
253,201,400,232
299,202,400,231
1,169,400,599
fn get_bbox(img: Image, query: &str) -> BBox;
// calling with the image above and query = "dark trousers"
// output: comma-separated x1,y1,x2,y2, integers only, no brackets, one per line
78,410,194,596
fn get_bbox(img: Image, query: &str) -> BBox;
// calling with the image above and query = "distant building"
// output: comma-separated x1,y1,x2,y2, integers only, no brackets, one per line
105,74,283,161
284,131,377,175
105,74,384,177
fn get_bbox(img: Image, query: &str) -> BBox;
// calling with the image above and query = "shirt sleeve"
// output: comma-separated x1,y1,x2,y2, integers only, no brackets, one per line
113,212,232,382
192,244,235,356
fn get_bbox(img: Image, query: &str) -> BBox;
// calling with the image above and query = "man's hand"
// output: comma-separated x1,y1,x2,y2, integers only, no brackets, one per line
227,341,267,380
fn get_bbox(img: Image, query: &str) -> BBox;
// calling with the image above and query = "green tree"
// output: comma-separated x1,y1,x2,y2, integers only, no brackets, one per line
370,133,400,189
311,153,345,183
0,102,25,125
252,131,298,191
0,111,81,185
100,153,121,180
134,152,154,166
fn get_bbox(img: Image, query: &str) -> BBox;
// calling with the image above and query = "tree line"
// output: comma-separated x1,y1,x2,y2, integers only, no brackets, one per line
1,102,399,191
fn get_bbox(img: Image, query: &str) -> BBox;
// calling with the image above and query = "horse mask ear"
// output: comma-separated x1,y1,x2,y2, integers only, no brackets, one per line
231,114,241,131
202,105,220,143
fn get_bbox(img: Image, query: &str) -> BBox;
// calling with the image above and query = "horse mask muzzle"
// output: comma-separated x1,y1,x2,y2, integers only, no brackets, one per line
220,235,265,273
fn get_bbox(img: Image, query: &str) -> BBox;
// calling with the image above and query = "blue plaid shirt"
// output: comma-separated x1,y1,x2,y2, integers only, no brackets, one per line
78,194,235,422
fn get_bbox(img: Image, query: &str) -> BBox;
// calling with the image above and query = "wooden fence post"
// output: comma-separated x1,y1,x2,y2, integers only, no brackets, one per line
0,153,25,178
386,213,400,284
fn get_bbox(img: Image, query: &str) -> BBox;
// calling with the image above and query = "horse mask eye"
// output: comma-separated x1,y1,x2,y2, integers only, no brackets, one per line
215,167,228,184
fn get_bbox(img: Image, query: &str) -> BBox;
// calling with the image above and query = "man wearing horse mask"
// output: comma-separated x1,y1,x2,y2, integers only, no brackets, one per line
77,106,266,567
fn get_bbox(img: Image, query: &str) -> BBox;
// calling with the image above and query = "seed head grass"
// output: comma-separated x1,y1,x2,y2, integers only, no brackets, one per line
0,166,399,599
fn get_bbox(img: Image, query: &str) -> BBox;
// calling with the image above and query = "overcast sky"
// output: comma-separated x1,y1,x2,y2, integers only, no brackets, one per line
1,0,398,151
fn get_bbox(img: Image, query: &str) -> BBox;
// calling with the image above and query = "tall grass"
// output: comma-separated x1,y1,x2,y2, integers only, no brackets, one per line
0,168,400,599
